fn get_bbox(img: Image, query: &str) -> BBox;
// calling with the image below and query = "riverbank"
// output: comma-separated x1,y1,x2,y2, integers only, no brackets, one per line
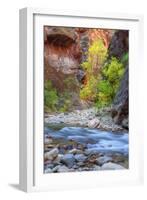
44,107,128,173
44,107,127,132
44,126,128,173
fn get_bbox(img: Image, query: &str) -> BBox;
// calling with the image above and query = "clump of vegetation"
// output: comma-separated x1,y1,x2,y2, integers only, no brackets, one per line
58,77,79,112
44,80,58,112
81,39,107,74
96,57,125,108
44,77,78,113
59,99,71,112
80,75,98,101
95,80,114,108
80,39,107,101
58,92,72,112
80,36,127,108
121,52,129,65
44,38,128,113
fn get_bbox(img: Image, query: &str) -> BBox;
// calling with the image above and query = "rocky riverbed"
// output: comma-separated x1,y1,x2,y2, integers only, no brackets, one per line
44,107,127,132
44,124,128,173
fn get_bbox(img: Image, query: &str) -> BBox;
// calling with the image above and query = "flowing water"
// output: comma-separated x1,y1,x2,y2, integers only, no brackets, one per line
44,126,128,155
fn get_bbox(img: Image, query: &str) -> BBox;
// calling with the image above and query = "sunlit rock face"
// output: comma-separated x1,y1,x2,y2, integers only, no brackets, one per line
44,27,113,80
45,47,80,75
44,27,83,93
44,27,81,76
88,29,114,48
44,27,116,108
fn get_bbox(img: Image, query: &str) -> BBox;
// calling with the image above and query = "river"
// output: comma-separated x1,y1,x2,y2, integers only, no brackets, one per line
45,126,128,155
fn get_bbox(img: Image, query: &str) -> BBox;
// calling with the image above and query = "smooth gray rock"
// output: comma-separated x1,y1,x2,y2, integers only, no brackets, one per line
96,156,112,165
75,154,87,162
44,148,59,161
88,118,100,128
84,149,99,156
122,118,128,129
57,165,69,172
45,163,54,169
101,162,125,170
68,148,83,154
61,154,75,168
44,168,53,173
93,165,101,170
52,155,61,164
77,161,85,167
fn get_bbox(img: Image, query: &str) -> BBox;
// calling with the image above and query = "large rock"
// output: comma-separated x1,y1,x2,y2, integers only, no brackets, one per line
57,165,70,173
44,148,59,161
61,154,75,168
68,148,83,154
122,118,129,129
88,118,100,128
44,168,53,173
52,154,63,164
101,162,125,170
96,156,112,165
52,165,70,173
75,154,87,162
93,165,101,170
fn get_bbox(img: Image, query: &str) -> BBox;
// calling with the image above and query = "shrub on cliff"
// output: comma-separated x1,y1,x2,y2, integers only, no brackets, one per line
44,80,58,112
80,39,107,101
80,75,98,101
96,57,125,108
81,39,107,73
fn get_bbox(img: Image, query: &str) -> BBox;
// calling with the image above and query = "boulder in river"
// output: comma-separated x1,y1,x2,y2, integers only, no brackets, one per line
61,153,75,168
44,148,59,161
96,156,112,165
75,154,87,162
88,118,100,128
68,148,83,154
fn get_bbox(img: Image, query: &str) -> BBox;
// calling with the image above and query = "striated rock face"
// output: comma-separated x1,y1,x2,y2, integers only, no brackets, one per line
88,29,114,48
109,30,129,129
75,28,89,63
112,66,129,129
44,148,59,161
108,30,128,59
113,66,128,107
44,27,82,78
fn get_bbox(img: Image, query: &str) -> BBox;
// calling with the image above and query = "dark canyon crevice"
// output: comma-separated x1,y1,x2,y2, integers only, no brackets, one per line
109,30,129,129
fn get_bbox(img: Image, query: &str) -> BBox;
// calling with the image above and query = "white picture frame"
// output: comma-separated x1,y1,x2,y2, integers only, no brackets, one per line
19,7,144,192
